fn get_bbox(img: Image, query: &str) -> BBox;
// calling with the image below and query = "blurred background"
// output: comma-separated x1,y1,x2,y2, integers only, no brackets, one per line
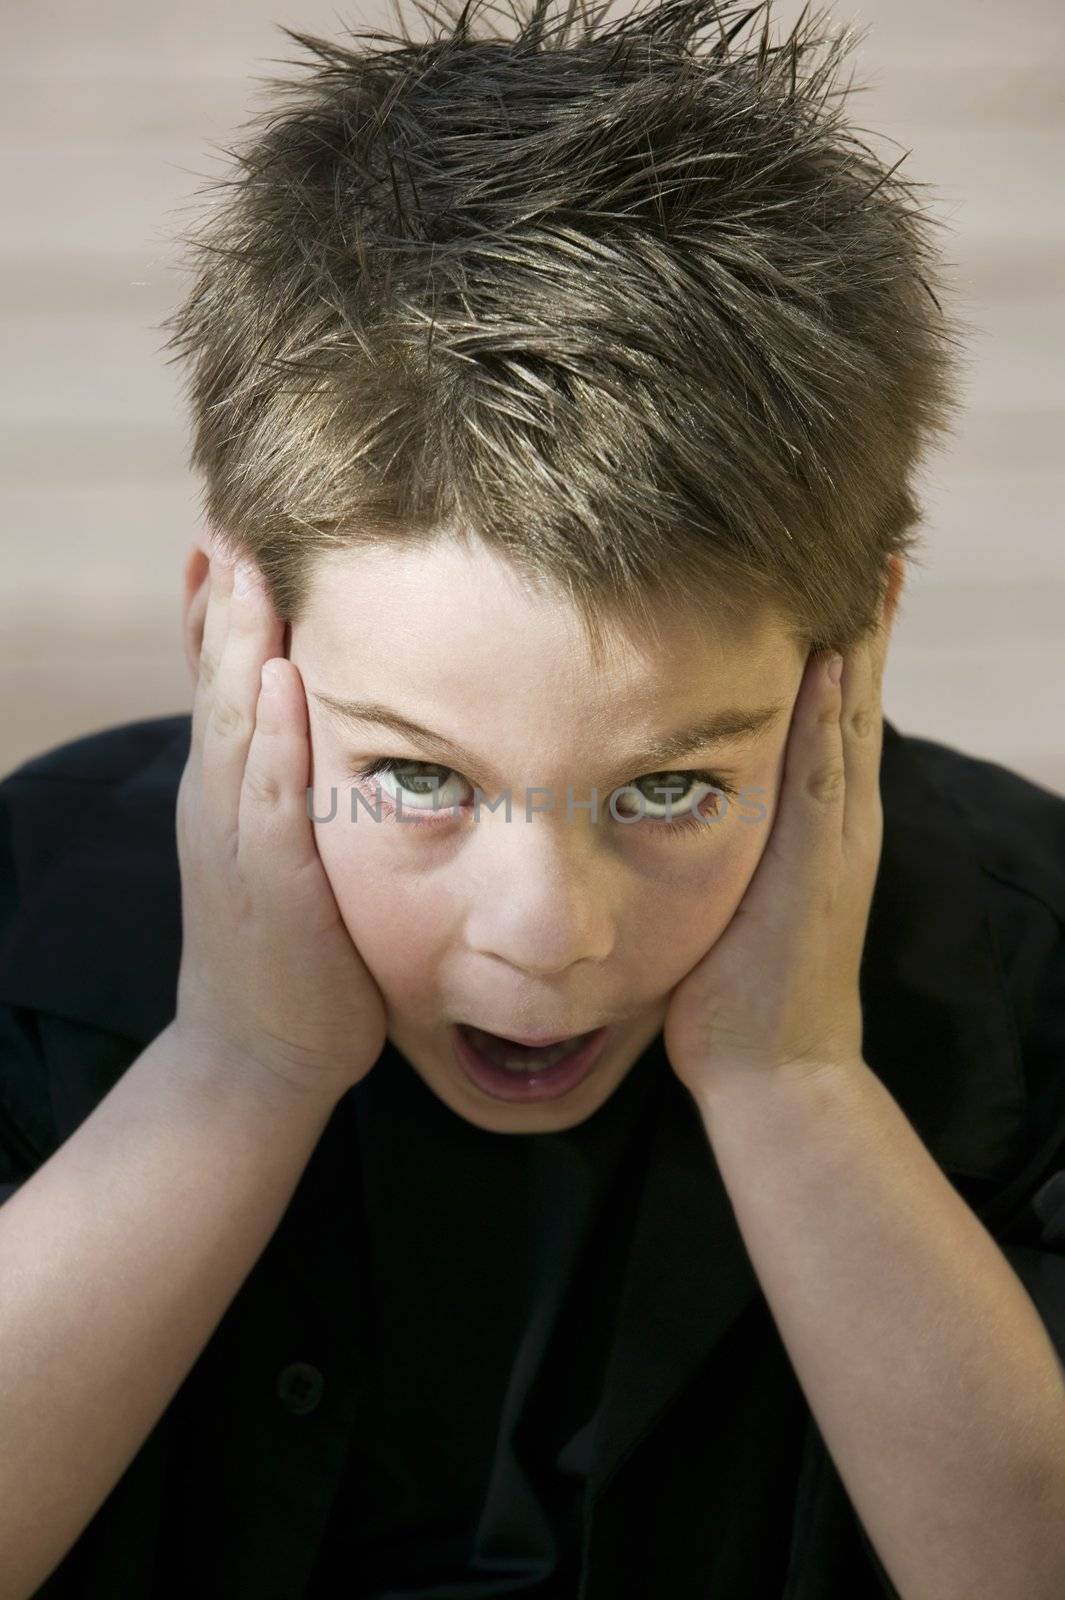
2,0,1062,791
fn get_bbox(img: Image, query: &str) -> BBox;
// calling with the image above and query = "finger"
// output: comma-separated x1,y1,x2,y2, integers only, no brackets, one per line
201,557,285,848
840,614,889,850
760,649,845,902
238,655,319,881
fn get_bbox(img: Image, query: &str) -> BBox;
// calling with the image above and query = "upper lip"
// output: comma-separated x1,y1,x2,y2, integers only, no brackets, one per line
456,1022,607,1048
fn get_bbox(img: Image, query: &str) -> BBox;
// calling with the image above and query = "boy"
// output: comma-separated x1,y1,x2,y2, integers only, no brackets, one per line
1,1,1064,1596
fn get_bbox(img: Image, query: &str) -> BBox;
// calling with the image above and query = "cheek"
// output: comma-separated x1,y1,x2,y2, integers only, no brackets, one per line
631,824,768,981
311,804,454,1002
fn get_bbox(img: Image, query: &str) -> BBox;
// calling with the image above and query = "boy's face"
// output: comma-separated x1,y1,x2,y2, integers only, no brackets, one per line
185,531,835,1134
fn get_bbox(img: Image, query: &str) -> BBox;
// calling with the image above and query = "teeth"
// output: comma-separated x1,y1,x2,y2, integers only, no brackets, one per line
465,1025,579,1073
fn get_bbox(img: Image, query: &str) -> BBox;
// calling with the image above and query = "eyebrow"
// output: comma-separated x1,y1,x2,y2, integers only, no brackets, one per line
310,691,788,775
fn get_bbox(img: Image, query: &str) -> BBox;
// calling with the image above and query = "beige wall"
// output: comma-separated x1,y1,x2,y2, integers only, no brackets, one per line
3,0,1062,793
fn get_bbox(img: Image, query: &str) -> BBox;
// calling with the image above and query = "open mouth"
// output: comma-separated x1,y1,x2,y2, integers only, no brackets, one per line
452,1022,610,1102
458,1024,596,1070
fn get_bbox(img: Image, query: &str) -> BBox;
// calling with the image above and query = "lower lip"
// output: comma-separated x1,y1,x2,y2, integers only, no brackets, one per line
451,1023,611,1103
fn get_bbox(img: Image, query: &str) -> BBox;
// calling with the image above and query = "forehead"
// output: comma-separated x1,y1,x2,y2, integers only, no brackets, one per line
297,534,797,723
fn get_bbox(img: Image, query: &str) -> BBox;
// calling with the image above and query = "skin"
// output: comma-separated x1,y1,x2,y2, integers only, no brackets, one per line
177,539,1065,1598
667,586,894,1098
182,527,903,1134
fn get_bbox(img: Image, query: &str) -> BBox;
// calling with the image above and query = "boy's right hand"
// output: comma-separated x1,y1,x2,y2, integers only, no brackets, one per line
172,543,388,1105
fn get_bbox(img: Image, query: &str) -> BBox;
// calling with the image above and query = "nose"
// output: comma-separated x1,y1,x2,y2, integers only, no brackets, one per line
463,822,615,976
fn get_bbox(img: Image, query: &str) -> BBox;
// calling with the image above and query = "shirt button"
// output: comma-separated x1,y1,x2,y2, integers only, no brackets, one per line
276,1361,325,1415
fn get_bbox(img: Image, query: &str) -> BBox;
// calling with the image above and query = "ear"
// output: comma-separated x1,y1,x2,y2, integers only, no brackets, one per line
181,531,291,688
181,529,214,688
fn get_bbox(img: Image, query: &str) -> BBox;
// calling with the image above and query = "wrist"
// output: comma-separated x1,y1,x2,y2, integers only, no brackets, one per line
688,1053,865,1122
152,1019,347,1125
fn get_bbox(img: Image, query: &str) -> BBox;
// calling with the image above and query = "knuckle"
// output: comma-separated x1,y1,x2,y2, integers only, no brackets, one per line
197,646,219,691
209,695,248,740
242,763,284,808
847,702,878,740
805,759,845,805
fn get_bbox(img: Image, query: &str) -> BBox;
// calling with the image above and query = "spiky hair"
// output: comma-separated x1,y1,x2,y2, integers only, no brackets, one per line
158,0,970,661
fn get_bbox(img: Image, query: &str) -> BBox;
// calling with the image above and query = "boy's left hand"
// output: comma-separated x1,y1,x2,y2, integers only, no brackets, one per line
663,617,891,1096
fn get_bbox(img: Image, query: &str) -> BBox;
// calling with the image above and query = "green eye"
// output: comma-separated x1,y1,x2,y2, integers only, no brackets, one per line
613,770,733,823
364,759,467,809
346,757,738,836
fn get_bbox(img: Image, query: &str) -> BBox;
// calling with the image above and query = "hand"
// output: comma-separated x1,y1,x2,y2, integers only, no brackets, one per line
663,619,890,1096
173,543,388,1104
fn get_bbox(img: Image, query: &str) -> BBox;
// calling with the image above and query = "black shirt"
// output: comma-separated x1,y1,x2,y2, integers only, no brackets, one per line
1,712,1064,1599
306,1036,664,1597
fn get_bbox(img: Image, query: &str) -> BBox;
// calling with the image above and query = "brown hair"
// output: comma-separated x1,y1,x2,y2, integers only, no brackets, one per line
158,0,971,667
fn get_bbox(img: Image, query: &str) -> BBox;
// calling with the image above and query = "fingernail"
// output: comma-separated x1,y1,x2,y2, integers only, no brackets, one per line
261,662,280,693
827,654,844,686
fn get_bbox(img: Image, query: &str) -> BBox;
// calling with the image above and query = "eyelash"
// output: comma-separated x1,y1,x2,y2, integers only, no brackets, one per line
344,756,739,839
